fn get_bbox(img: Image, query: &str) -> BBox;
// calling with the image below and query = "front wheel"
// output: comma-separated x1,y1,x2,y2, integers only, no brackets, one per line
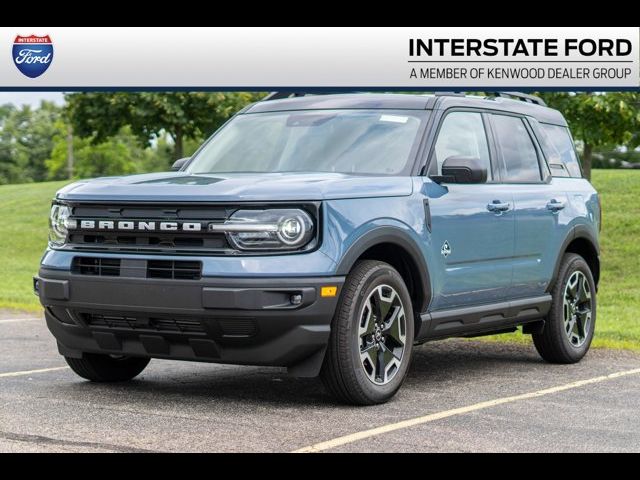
533,253,596,363
65,353,150,382
321,260,414,405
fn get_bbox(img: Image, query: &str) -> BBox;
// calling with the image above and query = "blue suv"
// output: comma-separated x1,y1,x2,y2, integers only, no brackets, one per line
36,92,600,405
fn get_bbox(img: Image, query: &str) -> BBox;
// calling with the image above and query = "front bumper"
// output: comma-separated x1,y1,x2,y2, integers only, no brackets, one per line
36,268,344,377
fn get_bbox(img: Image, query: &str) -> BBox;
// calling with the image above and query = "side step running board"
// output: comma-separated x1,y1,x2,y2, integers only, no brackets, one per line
416,295,551,342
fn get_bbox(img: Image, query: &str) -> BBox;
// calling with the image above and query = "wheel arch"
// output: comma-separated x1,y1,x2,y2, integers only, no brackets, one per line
549,225,600,292
335,227,432,320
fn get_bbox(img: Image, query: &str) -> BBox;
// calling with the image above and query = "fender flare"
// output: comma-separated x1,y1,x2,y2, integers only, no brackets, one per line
335,226,432,312
548,225,600,292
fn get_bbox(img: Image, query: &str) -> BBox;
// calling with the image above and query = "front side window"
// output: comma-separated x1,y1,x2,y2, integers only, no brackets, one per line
187,109,427,175
492,115,542,182
432,111,491,177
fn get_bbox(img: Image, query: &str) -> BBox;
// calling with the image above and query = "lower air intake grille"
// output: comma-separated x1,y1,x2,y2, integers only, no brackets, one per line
147,260,202,280
218,318,258,337
72,257,120,276
84,313,205,334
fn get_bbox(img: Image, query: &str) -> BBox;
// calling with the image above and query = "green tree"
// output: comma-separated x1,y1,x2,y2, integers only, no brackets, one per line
65,92,264,162
46,125,150,179
0,104,17,184
0,101,62,184
539,92,640,179
0,103,12,119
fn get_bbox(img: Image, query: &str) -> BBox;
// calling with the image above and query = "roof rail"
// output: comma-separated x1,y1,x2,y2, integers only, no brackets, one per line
262,92,309,101
488,91,547,106
262,91,365,101
261,91,547,107
434,91,465,97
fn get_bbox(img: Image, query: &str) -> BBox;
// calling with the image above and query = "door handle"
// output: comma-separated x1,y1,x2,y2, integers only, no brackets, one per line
546,200,565,212
487,201,510,213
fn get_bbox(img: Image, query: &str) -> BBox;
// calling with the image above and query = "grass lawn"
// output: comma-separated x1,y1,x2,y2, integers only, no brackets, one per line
0,181,68,310
0,171,638,350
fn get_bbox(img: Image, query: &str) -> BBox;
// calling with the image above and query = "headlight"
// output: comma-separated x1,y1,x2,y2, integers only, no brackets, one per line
210,209,315,251
49,203,74,247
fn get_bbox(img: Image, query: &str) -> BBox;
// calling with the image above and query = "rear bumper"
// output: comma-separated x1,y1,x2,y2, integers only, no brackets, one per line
36,268,344,377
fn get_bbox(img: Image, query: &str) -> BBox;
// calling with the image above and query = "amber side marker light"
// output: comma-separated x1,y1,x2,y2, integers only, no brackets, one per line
321,286,338,297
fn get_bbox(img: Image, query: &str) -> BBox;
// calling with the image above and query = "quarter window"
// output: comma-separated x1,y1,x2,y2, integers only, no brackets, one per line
539,124,583,178
492,115,542,183
432,112,491,178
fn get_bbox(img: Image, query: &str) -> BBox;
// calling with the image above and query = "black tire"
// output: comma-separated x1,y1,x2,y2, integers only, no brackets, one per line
321,260,414,405
533,253,596,363
65,354,150,382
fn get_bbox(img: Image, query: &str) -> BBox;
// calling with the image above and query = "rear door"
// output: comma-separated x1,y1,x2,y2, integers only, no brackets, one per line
425,110,515,310
489,113,569,299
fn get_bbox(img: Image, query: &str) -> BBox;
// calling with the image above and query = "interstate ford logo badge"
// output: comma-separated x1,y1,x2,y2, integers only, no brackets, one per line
12,35,53,78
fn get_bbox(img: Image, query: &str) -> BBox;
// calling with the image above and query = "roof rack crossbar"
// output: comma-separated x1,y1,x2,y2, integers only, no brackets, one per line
489,91,547,106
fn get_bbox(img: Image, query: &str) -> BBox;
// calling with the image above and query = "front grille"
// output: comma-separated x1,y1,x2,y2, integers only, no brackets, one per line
68,233,228,251
72,257,120,276
65,203,231,254
147,260,202,280
84,313,206,334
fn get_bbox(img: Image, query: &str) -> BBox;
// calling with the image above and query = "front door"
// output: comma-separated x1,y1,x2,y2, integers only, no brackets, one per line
425,111,515,311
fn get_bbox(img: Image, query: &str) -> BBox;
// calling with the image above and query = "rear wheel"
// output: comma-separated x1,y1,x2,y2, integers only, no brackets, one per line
65,354,150,382
321,260,414,405
533,253,596,363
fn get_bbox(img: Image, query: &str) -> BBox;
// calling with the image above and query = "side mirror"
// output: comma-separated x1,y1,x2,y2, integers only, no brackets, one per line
434,155,487,184
171,157,190,171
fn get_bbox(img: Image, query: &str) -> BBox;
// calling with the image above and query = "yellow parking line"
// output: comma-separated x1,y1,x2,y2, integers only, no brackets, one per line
0,318,40,324
0,366,69,378
293,367,640,453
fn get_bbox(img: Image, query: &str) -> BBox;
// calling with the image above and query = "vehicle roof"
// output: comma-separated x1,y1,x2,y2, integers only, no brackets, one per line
245,93,567,126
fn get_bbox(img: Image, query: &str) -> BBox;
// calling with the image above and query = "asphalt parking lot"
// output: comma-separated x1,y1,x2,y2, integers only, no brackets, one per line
2,309,640,453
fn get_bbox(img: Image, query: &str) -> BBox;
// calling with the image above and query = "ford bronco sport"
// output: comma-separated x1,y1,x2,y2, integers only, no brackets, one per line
36,92,600,405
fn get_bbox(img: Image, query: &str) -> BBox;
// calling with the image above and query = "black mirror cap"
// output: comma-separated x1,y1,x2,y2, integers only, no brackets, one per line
171,157,190,171
438,155,487,184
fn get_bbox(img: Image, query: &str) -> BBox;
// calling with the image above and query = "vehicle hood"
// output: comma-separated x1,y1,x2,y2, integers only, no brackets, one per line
56,172,413,202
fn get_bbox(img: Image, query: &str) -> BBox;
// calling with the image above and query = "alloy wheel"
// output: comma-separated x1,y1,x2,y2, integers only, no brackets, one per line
563,271,593,347
358,284,407,385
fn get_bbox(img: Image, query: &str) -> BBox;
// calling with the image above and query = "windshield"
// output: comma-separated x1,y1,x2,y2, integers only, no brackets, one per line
186,109,428,175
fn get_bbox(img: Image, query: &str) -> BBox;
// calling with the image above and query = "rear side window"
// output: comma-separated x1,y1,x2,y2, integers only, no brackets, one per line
492,115,542,183
539,124,583,178
432,112,491,178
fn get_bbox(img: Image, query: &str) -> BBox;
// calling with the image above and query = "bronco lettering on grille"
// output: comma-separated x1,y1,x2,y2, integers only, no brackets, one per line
75,220,203,232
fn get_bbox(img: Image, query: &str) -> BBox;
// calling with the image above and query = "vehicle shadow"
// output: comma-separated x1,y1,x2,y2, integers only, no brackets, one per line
51,340,546,408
